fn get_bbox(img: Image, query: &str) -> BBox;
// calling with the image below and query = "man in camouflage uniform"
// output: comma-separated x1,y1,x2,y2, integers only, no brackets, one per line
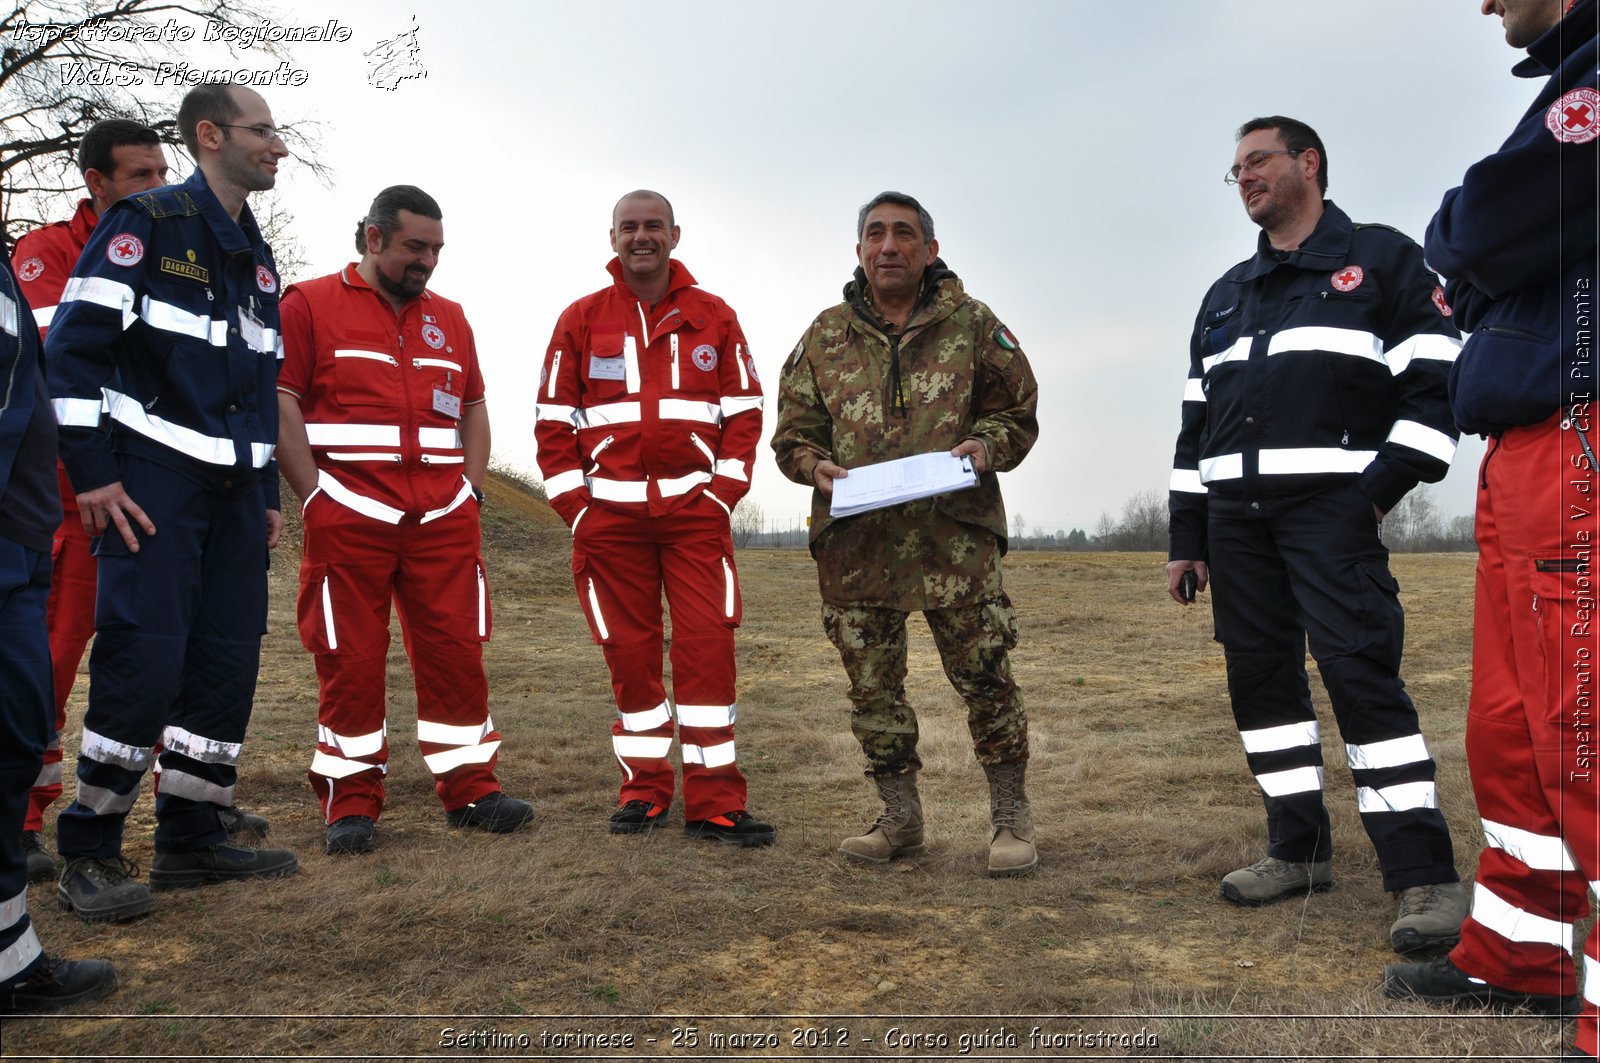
772,191,1040,876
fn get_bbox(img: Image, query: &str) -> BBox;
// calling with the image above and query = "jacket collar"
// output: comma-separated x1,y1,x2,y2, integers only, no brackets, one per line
1234,200,1353,281
605,256,697,300
845,257,963,331
69,199,98,246
177,168,263,257
1516,0,1596,77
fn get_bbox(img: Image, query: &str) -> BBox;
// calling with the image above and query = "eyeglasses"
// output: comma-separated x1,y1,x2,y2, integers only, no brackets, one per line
217,124,285,145
1224,149,1301,185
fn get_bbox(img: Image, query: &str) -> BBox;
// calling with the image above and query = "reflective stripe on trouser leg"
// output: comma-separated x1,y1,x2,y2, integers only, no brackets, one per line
925,595,1027,767
822,604,919,776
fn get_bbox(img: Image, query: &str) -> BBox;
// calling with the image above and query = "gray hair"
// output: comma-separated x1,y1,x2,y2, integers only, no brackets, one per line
856,191,935,243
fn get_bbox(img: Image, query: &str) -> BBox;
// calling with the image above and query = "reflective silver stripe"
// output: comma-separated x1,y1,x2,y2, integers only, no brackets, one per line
722,557,735,618
659,470,711,498
160,725,241,765
1266,325,1383,364
1182,378,1206,403
310,749,379,780
1355,781,1437,813
1201,336,1251,374
676,703,735,728
106,389,274,467
76,782,137,815
619,701,672,732
586,577,610,640
139,295,229,348
580,401,642,428
1587,955,1600,1008
326,451,402,463
157,768,234,806
734,342,749,389
704,490,731,518
545,469,585,498
1255,765,1323,797
0,887,27,930
1471,882,1572,950
546,350,561,399
476,562,487,641
424,740,501,775
1346,734,1430,772
721,394,762,418
623,332,641,393
0,292,17,337
333,349,397,365
30,761,62,789
318,723,384,758
714,458,748,482
682,740,737,768
320,575,338,651
417,718,495,746
317,470,404,524
1169,468,1206,494
1198,453,1243,482
1387,420,1457,464
32,304,58,327
0,926,42,985
589,435,616,462
306,423,401,447
689,433,715,465
412,357,462,372
1482,818,1577,872
420,480,474,524
612,735,671,760
535,403,579,424
419,427,461,449
1240,720,1319,754
420,454,465,465
590,477,649,503
671,334,680,390
1385,333,1461,375
61,275,136,325
53,397,103,428
570,506,589,537
660,399,720,423
1259,448,1377,476
81,727,154,771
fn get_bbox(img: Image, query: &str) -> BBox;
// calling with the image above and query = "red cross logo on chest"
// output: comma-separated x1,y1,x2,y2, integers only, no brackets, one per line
105,233,143,267
1548,88,1600,144
1331,265,1364,293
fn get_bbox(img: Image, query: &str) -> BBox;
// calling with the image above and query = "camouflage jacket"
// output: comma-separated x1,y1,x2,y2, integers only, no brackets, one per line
772,261,1039,610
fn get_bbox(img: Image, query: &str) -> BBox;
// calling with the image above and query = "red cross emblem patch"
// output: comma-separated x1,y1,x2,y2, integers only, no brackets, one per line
17,257,44,283
1431,286,1453,318
107,234,144,267
1547,88,1600,144
691,344,718,371
255,265,277,293
1331,265,1364,293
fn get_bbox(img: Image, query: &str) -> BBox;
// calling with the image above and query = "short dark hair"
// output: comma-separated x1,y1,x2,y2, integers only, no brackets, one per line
78,119,161,178
354,185,443,253
612,189,674,228
1237,116,1328,194
857,191,935,243
176,84,242,157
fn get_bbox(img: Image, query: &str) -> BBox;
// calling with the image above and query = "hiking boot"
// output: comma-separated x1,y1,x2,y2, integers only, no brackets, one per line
1220,855,1333,906
148,841,299,891
1382,956,1578,1016
22,831,57,884
684,810,776,847
984,762,1038,877
218,805,270,840
610,800,667,834
58,856,155,923
0,954,117,1014
325,816,376,855
840,772,924,865
444,791,533,833
1390,880,1469,955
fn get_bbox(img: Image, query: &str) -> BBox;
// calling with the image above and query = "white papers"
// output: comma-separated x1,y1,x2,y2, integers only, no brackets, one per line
829,451,979,518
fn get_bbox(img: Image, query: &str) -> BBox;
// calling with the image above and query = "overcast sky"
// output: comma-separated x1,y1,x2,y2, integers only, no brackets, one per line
227,0,1537,532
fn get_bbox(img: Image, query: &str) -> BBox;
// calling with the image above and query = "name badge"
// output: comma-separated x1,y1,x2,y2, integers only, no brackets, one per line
589,354,626,381
239,306,267,352
433,387,462,419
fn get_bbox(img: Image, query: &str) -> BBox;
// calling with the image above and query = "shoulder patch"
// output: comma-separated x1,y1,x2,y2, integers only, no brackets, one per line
17,257,44,283
1547,88,1600,144
106,233,144,267
133,190,200,218
994,324,1019,351
785,339,805,371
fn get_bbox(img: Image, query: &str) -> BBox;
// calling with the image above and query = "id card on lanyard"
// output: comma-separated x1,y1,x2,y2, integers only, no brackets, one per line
434,371,462,419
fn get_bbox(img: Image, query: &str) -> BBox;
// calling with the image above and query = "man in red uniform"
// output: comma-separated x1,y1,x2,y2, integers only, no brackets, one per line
536,190,774,845
12,119,270,883
277,185,532,855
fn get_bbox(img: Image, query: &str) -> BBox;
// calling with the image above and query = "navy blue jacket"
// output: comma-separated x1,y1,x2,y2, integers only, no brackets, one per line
1169,202,1462,561
45,168,282,507
0,240,55,545
1427,0,1599,434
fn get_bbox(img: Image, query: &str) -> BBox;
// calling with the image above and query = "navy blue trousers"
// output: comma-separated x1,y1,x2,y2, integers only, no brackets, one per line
0,538,51,988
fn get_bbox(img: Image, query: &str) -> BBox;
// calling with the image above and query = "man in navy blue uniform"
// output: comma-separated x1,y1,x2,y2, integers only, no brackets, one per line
48,83,298,923
1167,116,1469,954
1384,1,1600,1051
0,239,118,1011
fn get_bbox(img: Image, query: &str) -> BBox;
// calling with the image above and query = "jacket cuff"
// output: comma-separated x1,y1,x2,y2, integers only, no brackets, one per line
551,491,591,528
709,476,749,510
58,431,119,496
1359,464,1416,516
260,462,281,512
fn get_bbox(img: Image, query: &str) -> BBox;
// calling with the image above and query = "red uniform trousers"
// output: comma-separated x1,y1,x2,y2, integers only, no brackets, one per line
1448,412,1600,1056
28,465,98,831
298,494,500,823
572,495,747,820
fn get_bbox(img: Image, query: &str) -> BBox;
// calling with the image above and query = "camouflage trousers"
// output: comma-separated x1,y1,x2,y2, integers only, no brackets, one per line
821,596,1027,777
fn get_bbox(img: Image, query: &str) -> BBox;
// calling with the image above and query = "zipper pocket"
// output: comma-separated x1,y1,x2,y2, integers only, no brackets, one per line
690,432,716,465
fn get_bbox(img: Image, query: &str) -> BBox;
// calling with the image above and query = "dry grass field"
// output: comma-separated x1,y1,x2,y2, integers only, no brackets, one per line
0,475,1577,1061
